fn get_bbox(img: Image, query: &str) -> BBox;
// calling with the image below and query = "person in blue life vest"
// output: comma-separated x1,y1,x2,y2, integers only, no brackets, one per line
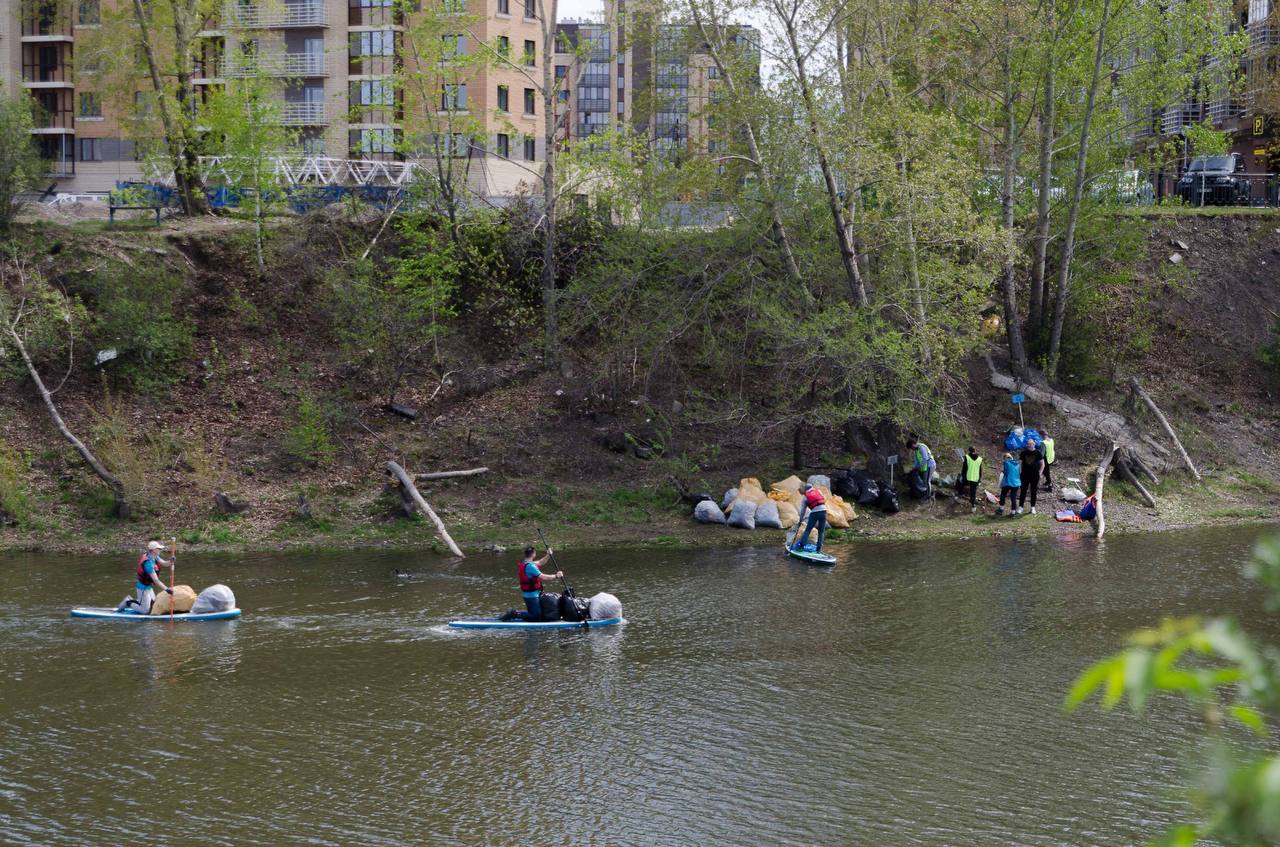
127,540,174,613
956,446,984,513
516,545,562,622
791,483,829,553
906,434,937,501
995,452,1022,516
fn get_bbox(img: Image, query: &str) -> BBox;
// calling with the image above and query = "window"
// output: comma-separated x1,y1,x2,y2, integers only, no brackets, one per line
523,87,535,114
77,0,99,24
523,137,536,160
352,79,395,106
523,39,535,66
496,133,509,157
78,92,101,117
708,66,721,79
497,0,508,12
441,34,466,61
351,30,395,56
441,83,467,110
302,134,326,155
351,127,398,154
78,138,102,161
496,84,508,111
443,0,465,10
558,89,569,102
523,0,534,17
555,65,567,80
497,36,509,58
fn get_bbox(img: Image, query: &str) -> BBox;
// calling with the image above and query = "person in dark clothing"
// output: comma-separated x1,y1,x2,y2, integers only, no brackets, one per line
1018,440,1045,514
956,446,983,513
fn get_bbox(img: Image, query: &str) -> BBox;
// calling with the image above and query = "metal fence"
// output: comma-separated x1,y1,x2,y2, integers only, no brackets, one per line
1150,172,1280,207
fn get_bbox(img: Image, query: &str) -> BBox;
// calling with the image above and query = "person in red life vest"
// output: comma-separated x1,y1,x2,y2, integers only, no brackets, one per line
791,483,829,553
516,545,562,621
129,540,174,614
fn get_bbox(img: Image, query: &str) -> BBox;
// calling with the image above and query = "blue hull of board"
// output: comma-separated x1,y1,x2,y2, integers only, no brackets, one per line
448,617,625,630
785,547,838,566
70,607,242,621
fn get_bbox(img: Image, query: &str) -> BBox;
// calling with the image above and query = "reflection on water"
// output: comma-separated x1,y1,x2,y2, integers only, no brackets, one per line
0,526,1277,846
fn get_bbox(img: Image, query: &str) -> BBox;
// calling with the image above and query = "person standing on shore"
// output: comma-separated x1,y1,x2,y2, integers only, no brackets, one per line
906,435,937,501
996,453,1021,516
957,447,983,513
1019,439,1045,515
1040,430,1056,492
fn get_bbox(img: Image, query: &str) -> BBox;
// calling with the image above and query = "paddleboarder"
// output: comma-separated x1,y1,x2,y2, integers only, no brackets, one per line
516,545,562,622
127,541,173,614
791,483,829,554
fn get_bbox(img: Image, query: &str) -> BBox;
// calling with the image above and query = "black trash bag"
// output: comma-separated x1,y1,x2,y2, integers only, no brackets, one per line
852,470,879,506
539,592,562,621
878,483,901,514
906,469,930,500
832,472,859,499
498,608,522,622
559,587,590,622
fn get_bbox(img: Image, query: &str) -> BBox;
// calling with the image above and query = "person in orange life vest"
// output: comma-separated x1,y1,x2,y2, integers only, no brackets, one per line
129,540,174,614
791,483,829,553
517,545,563,622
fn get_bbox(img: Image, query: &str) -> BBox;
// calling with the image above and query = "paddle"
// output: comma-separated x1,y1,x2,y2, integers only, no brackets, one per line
169,536,177,624
536,527,567,591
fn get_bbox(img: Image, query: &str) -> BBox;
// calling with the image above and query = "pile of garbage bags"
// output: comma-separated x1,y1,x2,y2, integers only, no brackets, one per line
1004,426,1043,451
694,475,859,530
532,590,622,622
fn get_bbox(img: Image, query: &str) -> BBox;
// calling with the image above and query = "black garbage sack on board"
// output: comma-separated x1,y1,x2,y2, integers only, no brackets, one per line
559,588,590,622
539,592,562,621
878,483,901,514
852,470,880,506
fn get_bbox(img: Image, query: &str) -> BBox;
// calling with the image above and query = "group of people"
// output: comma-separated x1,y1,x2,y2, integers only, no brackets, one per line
954,430,1057,516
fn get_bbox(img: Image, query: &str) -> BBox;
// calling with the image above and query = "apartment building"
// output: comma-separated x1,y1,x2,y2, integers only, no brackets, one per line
3,0,552,194
554,4,758,159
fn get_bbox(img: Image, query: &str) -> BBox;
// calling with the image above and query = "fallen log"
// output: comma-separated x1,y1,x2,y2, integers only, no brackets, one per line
1114,452,1157,509
1094,442,1117,538
1127,377,1200,481
985,355,1167,473
385,461,464,557
414,467,489,482
1129,451,1160,487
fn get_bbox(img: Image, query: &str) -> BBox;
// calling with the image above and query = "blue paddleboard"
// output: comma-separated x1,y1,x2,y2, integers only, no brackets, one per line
448,617,625,630
70,607,242,621
785,546,837,566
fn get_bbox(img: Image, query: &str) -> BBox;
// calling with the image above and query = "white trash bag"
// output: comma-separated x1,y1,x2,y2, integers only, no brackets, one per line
190,584,237,614
588,592,623,621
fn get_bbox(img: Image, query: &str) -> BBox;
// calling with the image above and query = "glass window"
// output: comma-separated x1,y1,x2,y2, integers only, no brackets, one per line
523,39,535,66
441,83,467,110
78,137,102,161
77,0,99,24
523,87,535,113
496,133,509,157
78,92,101,117
443,0,465,10
524,137,536,160
498,35,509,58
523,0,534,17
497,0,508,12
496,84,508,111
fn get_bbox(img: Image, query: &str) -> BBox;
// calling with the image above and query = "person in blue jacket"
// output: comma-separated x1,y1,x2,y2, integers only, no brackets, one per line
995,452,1022,516
515,545,562,621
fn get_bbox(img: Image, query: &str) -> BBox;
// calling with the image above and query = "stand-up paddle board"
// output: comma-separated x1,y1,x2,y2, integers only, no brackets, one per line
785,546,837,566
448,617,625,630
70,607,242,621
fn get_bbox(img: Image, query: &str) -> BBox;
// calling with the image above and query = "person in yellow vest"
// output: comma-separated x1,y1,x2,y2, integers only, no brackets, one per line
1040,430,1056,491
956,446,983,513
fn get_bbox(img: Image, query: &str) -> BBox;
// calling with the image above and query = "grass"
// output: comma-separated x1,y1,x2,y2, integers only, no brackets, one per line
1117,206,1280,218
1236,471,1280,496
1205,506,1272,519
497,483,679,527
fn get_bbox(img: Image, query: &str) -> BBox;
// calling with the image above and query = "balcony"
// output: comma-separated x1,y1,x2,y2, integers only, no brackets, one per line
1247,20,1280,49
1160,102,1201,135
224,52,328,77
225,1,327,28
281,101,328,124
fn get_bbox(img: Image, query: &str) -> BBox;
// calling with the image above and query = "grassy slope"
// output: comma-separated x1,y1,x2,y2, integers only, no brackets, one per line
0,211,1277,555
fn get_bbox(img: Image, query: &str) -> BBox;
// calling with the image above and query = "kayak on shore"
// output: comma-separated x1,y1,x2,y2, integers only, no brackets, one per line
448,617,625,630
70,607,242,621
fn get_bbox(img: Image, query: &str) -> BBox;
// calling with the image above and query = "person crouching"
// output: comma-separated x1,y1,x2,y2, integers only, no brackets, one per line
791,483,829,553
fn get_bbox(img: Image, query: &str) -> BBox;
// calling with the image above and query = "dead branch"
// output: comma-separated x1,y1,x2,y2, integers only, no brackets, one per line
1115,451,1157,508
385,461,464,557
1127,377,1200,481
415,467,489,482
1094,442,1117,538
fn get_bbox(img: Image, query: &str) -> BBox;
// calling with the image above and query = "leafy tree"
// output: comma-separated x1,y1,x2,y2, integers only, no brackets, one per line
1068,536,1280,846
0,93,46,231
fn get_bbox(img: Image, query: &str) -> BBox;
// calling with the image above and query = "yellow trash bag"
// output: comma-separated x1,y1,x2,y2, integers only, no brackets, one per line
150,584,197,615
736,478,770,506
771,475,803,496
825,493,857,528
776,500,800,529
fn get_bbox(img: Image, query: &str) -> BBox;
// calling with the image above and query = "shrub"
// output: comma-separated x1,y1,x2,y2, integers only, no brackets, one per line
284,394,336,467
1258,319,1280,381
0,439,31,525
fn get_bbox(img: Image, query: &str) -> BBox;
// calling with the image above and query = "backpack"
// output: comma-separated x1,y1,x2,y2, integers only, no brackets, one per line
539,591,561,621
558,587,590,622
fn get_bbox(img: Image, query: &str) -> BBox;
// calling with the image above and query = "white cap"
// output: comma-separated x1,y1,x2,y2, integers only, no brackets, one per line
147,540,167,551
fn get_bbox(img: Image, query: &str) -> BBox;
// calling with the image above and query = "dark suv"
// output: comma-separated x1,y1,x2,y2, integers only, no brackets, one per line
1176,154,1250,206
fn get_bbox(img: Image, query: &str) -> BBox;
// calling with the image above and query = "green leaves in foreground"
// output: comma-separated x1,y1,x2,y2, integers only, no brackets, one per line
1066,537,1280,846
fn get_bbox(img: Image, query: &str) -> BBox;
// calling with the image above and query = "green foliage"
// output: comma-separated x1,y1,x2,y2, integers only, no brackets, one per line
0,94,47,230
73,263,193,392
1184,121,1232,157
1068,536,1280,845
1257,320,1280,381
498,483,677,526
284,394,336,467
0,439,32,526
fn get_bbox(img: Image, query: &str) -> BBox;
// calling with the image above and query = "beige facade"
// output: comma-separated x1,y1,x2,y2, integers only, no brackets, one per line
5,0,552,195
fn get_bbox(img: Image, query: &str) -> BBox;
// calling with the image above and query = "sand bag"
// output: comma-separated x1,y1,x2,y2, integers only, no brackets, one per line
694,500,728,524
727,500,758,529
776,500,800,529
150,584,197,615
190,584,237,614
588,592,623,621
755,500,783,529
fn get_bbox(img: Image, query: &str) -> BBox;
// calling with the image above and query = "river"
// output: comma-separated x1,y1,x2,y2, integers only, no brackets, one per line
2,525,1277,846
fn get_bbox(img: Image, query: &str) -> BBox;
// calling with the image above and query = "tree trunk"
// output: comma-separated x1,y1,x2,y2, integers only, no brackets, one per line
1115,451,1157,507
1045,0,1111,381
6,324,129,518
415,466,489,481
1093,441,1116,538
1128,377,1201,480
539,0,560,369
1029,12,1056,335
385,461,464,557
777,6,869,306
999,31,1030,378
